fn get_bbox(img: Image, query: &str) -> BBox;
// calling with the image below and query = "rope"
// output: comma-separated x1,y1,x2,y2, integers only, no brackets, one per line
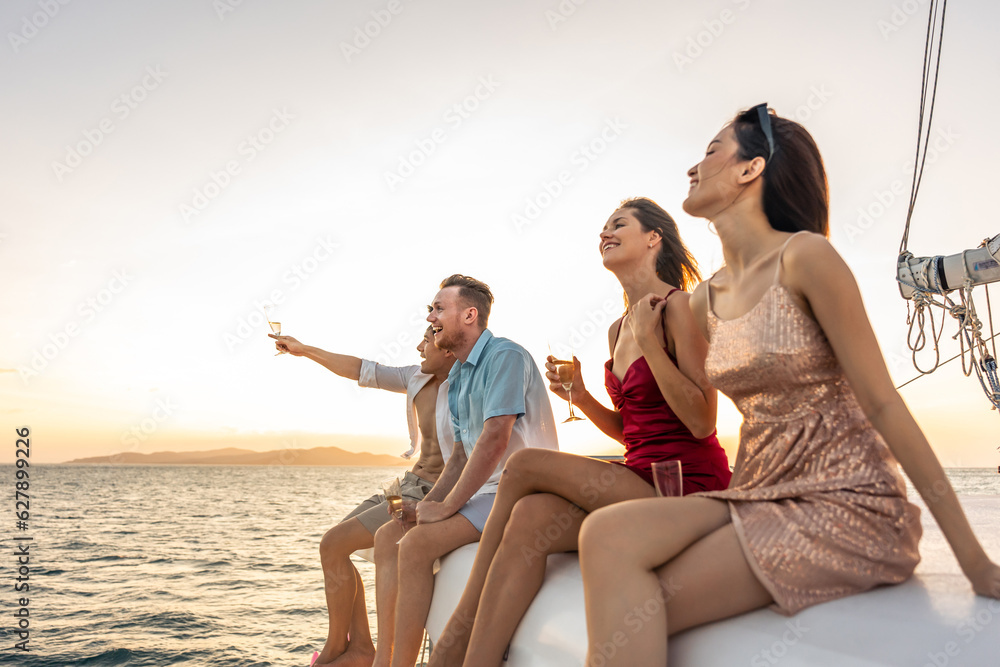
900,0,949,254
897,332,1000,389
897,276,1000,410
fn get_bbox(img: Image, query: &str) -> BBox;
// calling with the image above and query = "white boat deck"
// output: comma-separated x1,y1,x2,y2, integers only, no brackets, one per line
425,495,1000,666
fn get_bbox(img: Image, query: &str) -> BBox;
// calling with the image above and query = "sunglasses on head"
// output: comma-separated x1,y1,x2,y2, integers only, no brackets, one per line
749,102,774,161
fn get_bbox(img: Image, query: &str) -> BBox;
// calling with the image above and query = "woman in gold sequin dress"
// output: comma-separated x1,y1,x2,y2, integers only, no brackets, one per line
577,105,1000,666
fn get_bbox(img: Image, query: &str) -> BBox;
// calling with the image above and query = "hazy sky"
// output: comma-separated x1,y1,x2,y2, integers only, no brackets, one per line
3,0,999,465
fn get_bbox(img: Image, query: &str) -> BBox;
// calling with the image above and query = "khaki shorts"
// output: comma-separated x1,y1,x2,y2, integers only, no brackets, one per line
339,470,434,535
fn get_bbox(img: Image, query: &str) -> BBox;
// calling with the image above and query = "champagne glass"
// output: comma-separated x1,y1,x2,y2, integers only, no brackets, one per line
380,476,407,536
550,345,584,423
265,306,285,356
651,461,683,497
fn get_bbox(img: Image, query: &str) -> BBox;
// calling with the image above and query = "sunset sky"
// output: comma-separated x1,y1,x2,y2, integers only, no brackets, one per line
3,0,999,466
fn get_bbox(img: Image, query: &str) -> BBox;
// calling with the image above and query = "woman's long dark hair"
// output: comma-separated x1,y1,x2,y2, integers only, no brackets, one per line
731,107,830,237
619,197,701,292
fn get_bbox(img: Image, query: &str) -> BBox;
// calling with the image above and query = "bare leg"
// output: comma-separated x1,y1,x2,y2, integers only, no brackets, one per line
462,494,586,667
580,497,772,666
431,450,653,667
371,521,404,667
315,519,377,666
328,568,377,667
388,515,482,667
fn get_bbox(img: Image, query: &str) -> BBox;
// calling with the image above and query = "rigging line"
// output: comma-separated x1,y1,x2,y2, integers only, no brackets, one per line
896,330,999,390
900,0,936,253
900,0,949,254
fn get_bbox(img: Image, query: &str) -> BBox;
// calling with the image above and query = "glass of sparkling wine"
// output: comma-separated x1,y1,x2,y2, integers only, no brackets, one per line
651,461,683,497
553,355,584,423
265,306,285,356
380,476,407,536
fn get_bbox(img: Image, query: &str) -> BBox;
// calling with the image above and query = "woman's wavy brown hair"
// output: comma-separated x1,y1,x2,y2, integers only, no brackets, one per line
619,197,701,292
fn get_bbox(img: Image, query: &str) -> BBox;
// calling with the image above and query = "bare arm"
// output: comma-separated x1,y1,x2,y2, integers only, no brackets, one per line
545,354,625,443
786,234,1000,597
416,415,516,524
270,335,362,381
630,293,718,439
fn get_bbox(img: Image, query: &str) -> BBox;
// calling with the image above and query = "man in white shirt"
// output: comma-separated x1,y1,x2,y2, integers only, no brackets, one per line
272,326,455,667
374,275,558,667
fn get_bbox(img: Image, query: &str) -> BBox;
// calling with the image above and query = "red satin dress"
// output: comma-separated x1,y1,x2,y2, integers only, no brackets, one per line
604,289,732,495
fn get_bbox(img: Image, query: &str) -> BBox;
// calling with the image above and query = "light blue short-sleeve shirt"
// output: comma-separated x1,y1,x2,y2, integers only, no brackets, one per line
448,329,559,495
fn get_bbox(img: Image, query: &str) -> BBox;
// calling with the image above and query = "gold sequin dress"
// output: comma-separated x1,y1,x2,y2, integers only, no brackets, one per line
696,234,922,615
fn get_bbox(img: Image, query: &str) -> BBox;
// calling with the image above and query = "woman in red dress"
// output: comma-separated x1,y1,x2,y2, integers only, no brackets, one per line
428,197,731,667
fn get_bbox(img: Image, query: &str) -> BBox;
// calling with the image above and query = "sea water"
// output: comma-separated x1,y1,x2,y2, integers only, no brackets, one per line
0,464,996,665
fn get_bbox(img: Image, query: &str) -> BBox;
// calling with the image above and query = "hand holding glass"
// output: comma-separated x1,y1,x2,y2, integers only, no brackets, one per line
553,358,584,422
651,461,683,497
265,306,286,356
380,476,407,536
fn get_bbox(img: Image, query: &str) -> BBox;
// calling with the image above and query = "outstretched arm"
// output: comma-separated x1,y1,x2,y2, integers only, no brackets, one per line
629,293,718,439
786,233,1000,598
270,334,362,381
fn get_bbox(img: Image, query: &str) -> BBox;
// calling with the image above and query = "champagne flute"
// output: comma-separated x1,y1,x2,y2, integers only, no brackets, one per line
265,306,285,356
550,345,584,423
380,476,407,537
651,461,683,497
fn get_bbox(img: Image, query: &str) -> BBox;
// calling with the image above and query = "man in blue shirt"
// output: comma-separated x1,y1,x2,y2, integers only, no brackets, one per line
373,274,558,667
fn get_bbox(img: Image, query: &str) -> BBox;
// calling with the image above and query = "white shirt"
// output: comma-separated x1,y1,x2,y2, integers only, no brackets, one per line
358,359,454,462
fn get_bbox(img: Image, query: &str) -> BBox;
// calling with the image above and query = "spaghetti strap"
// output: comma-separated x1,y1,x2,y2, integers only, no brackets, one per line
706,270,721,314
610,315,626,353
773,231,810,284
660,288,683,347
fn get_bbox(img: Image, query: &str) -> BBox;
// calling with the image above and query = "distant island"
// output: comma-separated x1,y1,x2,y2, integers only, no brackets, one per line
64,445,410,467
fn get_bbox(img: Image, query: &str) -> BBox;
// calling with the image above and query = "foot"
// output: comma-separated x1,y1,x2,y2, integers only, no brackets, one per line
325,647,376,667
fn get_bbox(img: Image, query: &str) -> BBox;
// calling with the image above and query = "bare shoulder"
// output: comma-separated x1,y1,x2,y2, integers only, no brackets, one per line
664,289,694,321
607,316,624,356
782,232,851,282
781,233,861,318
688,282,711,340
